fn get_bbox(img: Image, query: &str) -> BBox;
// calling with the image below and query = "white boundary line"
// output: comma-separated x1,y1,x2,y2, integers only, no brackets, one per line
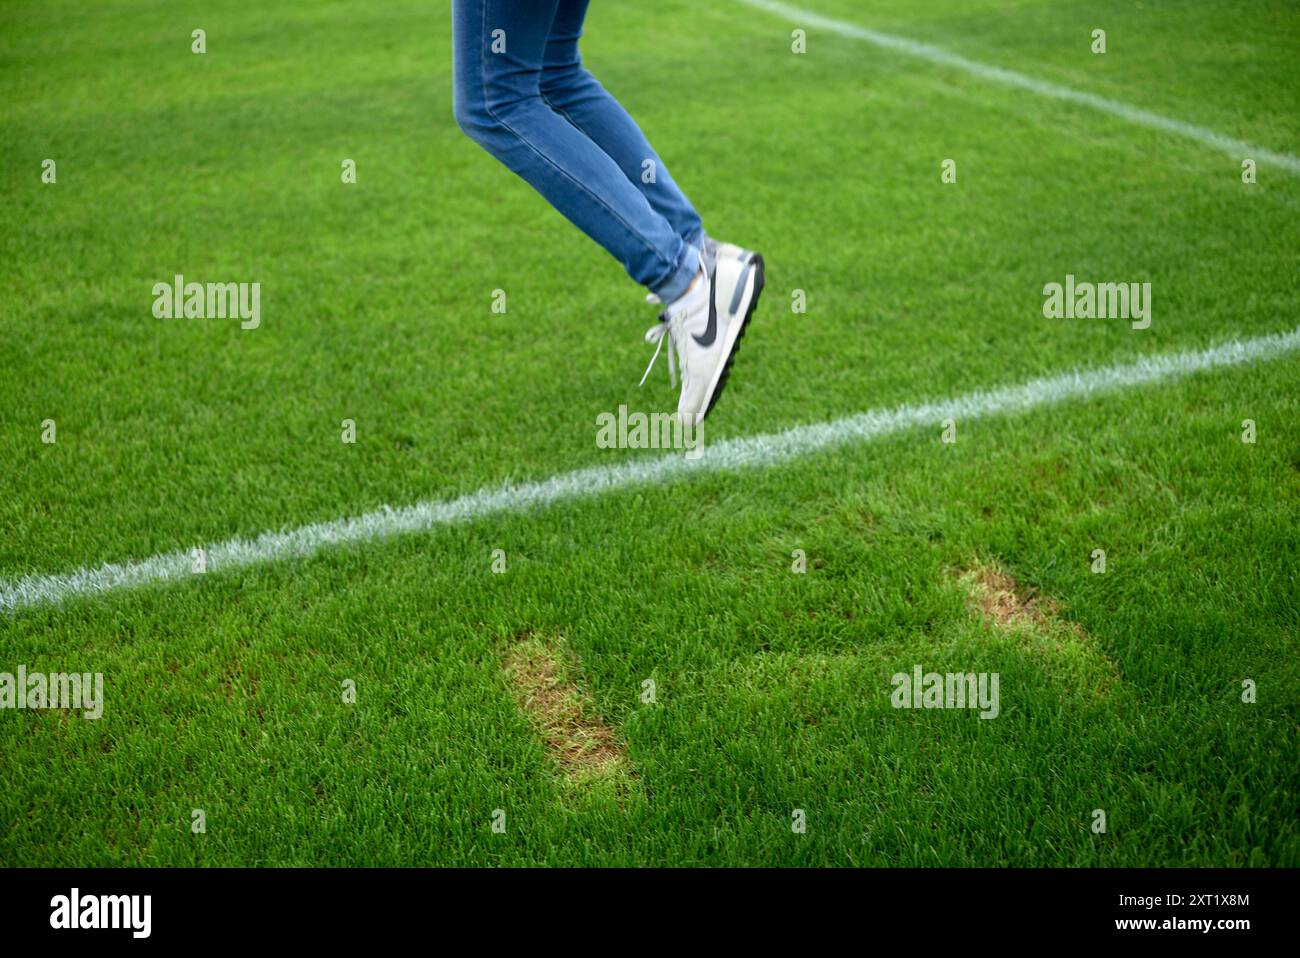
4,327,1298,613
737,0,1300,176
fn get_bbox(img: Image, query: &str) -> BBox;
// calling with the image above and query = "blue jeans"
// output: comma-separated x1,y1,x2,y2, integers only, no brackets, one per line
452,0,704,303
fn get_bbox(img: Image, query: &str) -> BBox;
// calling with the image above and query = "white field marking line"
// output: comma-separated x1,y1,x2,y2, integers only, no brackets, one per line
3,327,1299,614
737,0,1300,177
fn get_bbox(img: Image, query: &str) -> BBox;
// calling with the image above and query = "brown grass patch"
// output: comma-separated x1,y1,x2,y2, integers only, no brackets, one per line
957,561,1121,697
501,634,628,784
962,564,1080,636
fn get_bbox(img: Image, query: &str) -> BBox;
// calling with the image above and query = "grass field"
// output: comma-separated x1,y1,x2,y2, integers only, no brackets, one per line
1,0,1297,866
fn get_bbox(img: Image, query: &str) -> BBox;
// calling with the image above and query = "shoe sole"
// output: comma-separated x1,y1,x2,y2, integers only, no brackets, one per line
698,252,764,421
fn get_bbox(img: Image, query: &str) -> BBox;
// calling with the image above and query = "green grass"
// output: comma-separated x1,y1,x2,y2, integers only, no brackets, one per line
1,0,1296,866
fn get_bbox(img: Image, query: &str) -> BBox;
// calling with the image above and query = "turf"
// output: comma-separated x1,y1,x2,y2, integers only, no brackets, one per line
1,0,1296,866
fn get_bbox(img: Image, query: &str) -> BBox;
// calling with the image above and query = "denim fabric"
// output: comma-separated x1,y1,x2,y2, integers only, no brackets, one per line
452,0,704,302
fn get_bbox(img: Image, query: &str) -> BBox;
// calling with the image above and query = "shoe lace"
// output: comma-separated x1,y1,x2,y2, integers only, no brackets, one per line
640,311,678,389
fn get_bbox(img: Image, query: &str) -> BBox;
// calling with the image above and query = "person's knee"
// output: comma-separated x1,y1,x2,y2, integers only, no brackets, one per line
539,62,595,104
453,83,498,146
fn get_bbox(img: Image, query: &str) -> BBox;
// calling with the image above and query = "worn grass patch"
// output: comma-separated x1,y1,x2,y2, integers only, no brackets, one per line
501,634,632,791
963,563,1080,634
957,562,1121,699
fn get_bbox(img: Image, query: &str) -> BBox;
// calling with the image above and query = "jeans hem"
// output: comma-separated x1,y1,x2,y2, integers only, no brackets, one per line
650,242,702,304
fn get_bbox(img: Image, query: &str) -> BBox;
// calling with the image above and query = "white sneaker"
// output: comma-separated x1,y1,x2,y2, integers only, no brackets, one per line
641,241,764,423
700,235,751,276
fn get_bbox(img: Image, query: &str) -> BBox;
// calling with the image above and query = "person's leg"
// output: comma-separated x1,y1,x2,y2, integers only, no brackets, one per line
539,0,704,250
452,0,700,303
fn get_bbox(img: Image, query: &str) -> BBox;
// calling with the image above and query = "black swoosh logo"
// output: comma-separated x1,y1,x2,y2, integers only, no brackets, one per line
692,285,718,347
